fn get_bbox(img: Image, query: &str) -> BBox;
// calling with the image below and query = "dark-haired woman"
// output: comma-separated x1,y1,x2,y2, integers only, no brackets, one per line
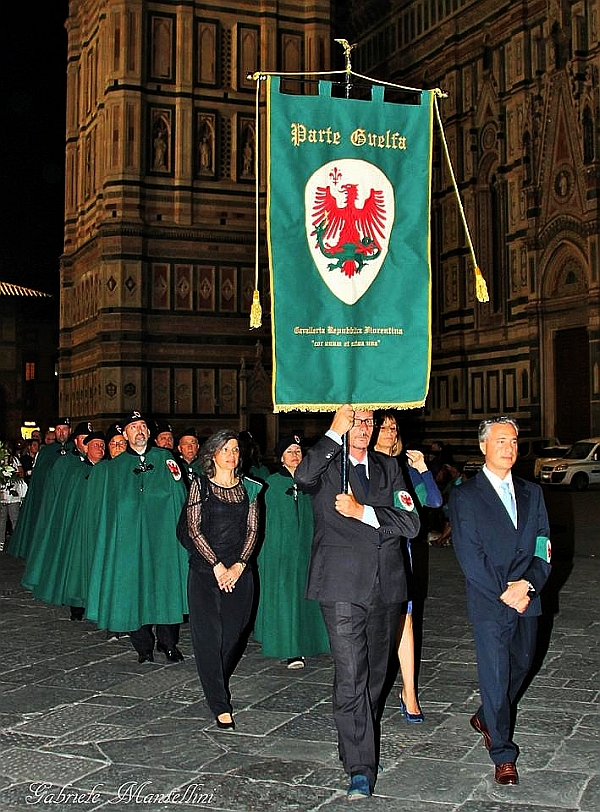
183,430,262,730
373,411,442,723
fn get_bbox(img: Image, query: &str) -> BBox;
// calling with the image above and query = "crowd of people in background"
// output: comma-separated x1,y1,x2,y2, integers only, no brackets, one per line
0,408,547,796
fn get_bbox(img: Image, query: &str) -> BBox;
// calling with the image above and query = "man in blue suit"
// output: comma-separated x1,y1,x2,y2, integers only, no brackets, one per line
449,416,551,786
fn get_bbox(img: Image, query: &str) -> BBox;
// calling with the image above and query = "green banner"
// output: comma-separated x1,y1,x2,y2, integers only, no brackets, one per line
267,77,434,412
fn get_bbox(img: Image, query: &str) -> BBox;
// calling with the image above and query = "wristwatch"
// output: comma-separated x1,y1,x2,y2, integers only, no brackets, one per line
524,580,535,596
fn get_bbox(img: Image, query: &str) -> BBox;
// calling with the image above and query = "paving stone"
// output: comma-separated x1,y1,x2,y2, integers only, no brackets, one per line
548,732,600,773
210,708,294,737
580,774,600,812
0,548,597,812
471,767,589,808
97,698,186,726
101,666,194,699
12,700,122,736
100,731,224,771
249,681,330,713
1,745,106,785
0,731,56,751
0,684,94,714
375,757,488,804
51,722,141,745
0,664,66,684
74,763,203,798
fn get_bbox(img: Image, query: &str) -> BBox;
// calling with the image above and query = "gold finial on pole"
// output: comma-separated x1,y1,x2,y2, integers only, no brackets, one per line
334,39,357,98
334,38,357,73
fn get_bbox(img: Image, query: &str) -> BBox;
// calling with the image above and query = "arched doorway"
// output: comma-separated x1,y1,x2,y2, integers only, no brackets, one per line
540,246,591,443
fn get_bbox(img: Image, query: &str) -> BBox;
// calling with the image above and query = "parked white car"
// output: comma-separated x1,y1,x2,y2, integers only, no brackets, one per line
538,437,600,491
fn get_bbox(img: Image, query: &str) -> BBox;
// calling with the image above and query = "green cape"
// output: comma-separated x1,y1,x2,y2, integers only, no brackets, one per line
84,446,188,630
21,451,97,607
254,469,329,658
7,442,73,560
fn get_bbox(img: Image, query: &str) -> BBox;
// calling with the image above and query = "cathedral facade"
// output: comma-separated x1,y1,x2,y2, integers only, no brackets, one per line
61,0,599,450
350,0,600,444
60,0,332,450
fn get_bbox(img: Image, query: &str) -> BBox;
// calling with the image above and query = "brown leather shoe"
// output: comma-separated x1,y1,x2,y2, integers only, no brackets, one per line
495,762,518,785
470,713,492,750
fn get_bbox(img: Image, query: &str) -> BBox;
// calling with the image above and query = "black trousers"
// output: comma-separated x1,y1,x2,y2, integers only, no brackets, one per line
188,566,253,716
130,624,180,655
472,613,537,764
320,593,402,791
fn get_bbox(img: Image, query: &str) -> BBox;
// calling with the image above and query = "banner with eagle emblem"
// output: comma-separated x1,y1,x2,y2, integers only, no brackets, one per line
266,77,434,411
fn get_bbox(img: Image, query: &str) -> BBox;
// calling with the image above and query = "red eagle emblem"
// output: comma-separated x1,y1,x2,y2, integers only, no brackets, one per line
166,459,181,481
397,490,415,511
311,182,387,278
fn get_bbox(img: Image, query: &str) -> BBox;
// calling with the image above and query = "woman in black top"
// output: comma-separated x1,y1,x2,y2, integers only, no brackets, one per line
183,429,262,730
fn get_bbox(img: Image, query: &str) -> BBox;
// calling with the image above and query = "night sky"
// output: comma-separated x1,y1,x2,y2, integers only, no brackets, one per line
3,4,69,297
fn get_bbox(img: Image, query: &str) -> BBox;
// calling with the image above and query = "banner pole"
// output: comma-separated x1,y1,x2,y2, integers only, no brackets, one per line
341,431,349,493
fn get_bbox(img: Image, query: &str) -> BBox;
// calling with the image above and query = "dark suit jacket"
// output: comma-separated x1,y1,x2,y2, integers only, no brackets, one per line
449,470,551,622
294,435,421,604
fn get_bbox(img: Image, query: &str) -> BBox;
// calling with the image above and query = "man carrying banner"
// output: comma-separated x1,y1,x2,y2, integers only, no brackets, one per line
295,404,420,799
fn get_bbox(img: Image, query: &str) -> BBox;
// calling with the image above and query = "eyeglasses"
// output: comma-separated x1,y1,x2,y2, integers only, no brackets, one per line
353,418,375,427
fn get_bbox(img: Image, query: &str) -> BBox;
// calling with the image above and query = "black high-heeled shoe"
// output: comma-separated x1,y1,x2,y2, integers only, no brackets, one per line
215,714,235,730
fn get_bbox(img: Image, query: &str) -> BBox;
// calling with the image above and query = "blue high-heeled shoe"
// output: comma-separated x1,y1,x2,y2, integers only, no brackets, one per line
399,693,424,723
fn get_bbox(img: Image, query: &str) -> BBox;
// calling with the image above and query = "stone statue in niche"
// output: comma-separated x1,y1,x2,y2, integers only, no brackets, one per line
198,118,214,174
152,119,168,171
241,125,255,177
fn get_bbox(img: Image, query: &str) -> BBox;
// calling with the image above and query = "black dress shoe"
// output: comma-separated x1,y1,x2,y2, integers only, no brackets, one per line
138,652,154,664
215,715,235,730
156,642,184,662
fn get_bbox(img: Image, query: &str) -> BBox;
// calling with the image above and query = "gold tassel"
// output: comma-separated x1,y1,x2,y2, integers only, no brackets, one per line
474,266,489,303
250,289,262,328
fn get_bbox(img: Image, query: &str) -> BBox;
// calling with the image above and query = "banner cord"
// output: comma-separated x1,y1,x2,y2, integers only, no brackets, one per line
250,76,263,328
433,94,489,303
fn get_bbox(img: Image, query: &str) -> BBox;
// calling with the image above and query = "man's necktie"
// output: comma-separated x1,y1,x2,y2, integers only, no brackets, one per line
500,481,517,526
354,463,369,494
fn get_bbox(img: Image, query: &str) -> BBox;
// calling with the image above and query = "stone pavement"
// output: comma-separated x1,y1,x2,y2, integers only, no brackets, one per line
0,544,598,812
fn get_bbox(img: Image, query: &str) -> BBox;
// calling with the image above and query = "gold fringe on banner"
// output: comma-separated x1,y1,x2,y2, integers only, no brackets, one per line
249,289,262,329
474,266,489,303
433,92,489,303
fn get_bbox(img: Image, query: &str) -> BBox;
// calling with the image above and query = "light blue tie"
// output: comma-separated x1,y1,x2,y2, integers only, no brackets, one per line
500,481,517,526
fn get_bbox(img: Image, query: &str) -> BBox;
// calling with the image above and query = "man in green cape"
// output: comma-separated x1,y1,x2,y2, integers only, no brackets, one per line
84,411,189,664
21,426,104,621
7,417,73,560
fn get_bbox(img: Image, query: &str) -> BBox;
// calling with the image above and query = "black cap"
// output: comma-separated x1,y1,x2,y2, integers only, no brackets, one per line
55,417,71,427
105,424,124,444
121,410,147,429
275,433,302,459
72,421,94,438
178,427,199,441
83,430,105,445
154,420,174,436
